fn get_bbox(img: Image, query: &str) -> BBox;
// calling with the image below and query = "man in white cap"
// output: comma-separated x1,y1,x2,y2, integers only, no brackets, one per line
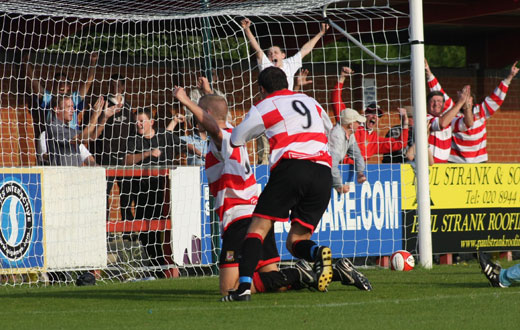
329,108,367,193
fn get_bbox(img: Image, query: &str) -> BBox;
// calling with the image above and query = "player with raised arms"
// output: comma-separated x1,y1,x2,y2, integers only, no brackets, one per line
173,80,316,297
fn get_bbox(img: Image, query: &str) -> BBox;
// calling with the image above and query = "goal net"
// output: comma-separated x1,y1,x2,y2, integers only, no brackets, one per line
0,0,414,285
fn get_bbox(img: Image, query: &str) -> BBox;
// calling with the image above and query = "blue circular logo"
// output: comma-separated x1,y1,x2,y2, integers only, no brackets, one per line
0,181,33,261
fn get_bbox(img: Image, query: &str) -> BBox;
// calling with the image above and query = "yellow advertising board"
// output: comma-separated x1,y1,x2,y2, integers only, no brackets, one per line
402,163,520,253
402,164,520,210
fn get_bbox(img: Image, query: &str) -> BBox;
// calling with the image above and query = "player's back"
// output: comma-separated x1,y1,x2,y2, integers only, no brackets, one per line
205,127,258,232
255,90,332,169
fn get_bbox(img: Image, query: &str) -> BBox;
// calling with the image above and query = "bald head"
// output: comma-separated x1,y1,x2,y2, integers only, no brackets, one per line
199,94,229,121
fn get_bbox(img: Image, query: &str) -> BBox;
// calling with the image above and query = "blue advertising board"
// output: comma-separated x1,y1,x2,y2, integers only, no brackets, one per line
0,171,44,270
199,164,403,263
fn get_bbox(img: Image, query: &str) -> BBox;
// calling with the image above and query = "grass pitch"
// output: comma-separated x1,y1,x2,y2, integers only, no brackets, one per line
2,260,520,329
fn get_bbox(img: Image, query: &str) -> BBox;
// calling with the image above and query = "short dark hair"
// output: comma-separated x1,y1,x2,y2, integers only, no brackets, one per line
135,107,153,120
258,67,288,94
426,91,444,105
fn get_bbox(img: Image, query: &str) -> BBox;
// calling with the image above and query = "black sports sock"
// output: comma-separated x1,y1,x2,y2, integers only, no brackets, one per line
237,233,264,291
292,240,317,261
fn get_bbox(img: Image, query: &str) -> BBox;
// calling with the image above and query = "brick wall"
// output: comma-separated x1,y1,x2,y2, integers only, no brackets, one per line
413,69,520,163
1,63,519,165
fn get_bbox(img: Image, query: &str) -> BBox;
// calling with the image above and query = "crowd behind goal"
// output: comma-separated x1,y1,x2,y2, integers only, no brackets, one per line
1,10,519,292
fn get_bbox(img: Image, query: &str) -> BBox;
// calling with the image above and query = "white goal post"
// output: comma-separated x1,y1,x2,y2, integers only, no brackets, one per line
0,0,430,285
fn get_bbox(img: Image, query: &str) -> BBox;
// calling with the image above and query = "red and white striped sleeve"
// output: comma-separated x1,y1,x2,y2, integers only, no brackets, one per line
474,79,509,120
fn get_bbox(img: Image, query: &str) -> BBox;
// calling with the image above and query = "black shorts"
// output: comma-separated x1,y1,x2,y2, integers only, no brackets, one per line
253,159,332,232
219,218,280,269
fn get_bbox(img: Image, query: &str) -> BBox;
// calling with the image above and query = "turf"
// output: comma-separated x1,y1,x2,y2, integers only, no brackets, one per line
2,261,520,329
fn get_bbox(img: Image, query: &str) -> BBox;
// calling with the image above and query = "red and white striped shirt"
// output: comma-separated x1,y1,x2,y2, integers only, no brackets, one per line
428,75,509,163
231,89,333,169
427,75,467,163
205,126,258,233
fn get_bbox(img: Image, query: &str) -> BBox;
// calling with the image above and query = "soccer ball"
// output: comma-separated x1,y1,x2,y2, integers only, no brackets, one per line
390,250,415,271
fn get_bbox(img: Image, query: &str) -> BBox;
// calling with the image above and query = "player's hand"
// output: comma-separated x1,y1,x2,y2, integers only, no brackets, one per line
197,76,212,94
151,148,162,158
357,173,367,184
335,184,350,194
90,52,99,66
241,18,251,29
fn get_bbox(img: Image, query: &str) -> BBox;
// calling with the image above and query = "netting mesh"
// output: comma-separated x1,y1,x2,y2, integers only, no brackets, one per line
0,0,415,285
1,0,334,20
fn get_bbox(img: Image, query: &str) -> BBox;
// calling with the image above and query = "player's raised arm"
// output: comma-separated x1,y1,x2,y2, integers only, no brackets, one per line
173,86,223,148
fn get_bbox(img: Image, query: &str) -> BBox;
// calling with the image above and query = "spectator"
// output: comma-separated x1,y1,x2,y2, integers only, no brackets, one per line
23,52,99,137
180,118,207,166
124,107,182,271
329,108,367,194
82,74,135,221
382,106,415,164
424,60,474,163
44,94,110,166
44,94,123,166
241,17,328,91
332,67,410,163
124,107,181,216
426,60,519,163
332,66,355,123
354,104,411,163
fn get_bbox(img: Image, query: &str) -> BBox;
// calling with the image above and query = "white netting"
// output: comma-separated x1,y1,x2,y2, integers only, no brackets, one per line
0,0,415,285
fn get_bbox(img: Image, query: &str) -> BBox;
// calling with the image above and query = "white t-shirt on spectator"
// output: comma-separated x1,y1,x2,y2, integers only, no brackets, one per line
259,52,302,91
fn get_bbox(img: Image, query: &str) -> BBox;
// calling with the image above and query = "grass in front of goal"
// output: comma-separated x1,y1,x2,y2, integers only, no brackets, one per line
2,260,520,329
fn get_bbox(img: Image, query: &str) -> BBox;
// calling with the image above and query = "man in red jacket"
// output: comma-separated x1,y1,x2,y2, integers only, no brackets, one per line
332,67,410,163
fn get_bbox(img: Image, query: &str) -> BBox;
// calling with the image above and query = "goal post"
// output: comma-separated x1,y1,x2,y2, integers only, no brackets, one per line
408,0,432,269
0,0,430,285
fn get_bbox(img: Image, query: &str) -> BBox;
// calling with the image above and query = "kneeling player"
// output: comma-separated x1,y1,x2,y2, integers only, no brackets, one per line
173,84,313,296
